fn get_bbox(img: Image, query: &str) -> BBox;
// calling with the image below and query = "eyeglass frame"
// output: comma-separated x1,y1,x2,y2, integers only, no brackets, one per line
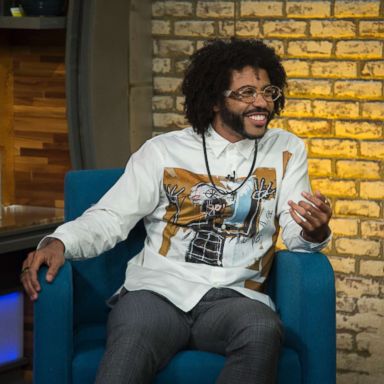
223,85,283,104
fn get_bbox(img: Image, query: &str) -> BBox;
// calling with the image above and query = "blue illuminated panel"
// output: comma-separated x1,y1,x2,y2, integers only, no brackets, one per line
0,291,24,366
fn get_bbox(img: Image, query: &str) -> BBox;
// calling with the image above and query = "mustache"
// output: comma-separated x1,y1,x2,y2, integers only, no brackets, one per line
243,107,270,117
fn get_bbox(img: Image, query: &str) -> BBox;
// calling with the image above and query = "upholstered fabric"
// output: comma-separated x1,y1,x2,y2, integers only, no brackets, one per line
34,169,336,384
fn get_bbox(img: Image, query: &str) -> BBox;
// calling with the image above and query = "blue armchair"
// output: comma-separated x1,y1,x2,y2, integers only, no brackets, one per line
34,168,336,384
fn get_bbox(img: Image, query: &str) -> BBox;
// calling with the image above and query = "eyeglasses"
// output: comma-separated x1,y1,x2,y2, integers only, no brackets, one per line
223,85,282,104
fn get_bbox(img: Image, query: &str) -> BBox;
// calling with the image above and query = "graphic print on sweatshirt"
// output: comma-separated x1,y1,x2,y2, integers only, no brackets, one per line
159,167,276,267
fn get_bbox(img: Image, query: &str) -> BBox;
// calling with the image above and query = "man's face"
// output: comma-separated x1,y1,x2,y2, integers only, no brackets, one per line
212,66,276,142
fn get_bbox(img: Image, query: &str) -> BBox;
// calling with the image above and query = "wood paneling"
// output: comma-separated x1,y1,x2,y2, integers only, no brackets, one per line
0,33,15,205
10,30,71,207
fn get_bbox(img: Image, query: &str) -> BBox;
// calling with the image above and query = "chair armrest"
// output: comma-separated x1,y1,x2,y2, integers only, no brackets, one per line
269,251,336,384
34,261,74,384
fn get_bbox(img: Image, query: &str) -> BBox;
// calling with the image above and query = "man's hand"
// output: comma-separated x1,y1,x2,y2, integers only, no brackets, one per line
288,191,332,243
20,239,65,301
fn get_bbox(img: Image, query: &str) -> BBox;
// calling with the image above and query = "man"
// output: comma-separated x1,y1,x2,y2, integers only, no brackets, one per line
21,39,331,384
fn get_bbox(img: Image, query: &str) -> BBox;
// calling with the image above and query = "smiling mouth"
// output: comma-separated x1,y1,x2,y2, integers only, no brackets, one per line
244,112,269,126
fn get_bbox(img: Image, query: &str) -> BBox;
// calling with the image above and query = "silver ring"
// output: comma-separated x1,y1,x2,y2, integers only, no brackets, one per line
20,267,30,277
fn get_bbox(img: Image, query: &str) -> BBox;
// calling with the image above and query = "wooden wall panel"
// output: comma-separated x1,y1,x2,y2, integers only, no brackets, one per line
11,30,71,208
0,33,15,205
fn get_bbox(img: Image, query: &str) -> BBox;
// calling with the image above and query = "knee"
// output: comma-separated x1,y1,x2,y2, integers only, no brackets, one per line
231,311,284,349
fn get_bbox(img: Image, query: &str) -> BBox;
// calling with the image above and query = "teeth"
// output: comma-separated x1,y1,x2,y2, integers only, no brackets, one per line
248,115,266,121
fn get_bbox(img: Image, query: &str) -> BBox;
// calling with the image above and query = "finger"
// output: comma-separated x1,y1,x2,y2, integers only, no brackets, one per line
289,200,319,222
302,191,331,214
21,270,38,300
21,253,37,299
28,252,45,293
289,208,314,232
46,257,64,282
297,200,327,221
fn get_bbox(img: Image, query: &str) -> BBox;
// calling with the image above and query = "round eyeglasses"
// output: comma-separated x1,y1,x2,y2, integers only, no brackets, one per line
223,85,282,104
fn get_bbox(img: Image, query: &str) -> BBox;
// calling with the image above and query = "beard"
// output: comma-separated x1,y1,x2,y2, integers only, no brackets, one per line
218,102,274,140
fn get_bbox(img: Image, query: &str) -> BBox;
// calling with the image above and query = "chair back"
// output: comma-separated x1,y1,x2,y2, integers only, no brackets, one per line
64,169,146,328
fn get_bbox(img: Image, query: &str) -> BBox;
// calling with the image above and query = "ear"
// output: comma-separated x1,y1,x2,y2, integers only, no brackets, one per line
213,104,220,112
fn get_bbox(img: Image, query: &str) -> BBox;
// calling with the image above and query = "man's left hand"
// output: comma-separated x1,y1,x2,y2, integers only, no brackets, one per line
288,191,332,243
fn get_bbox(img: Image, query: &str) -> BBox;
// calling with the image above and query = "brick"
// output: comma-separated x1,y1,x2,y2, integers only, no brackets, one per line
312,101,359,119
196,1,234,18
362,61,384,78
335,121,382,139
336,275,380,298
268,118,284,130
175,21,216,37
152,20,171,35
360,142,384,160
195,40,205,51
282,60,310,77
336,349,369,372
240,2,283,17
152,2,193,17
330,218,358,236
153,113,187,129
335,373,362,384
152,58,171,74
288,41,332,58
175,59,189,73
311,139,358,158
286,1,331,18
359,21,384,38
360,260,384,277
356,331,384,356
263,20,307,38
336,294,357,313
235,21,261,38
361,221,384,238
311,179,356,197
308,158,332,177
287,119,331,137
310,20,356,38
335,200,380,218
336,160,381,179
334,1,380,18
334,80,382,100
357,297,384,314
152,1,163,17
218,21,235,37
152,96,174,110
336,41,382,59
287,79,332,98
311,61,357,78
153,77,182,93
360,181,384,199
176,96,185,112
263,40,285,56
337,333,354,350
329,256,356,274
335,238,380,256
361,102,384,120
154,40,194,57
281,99,312,117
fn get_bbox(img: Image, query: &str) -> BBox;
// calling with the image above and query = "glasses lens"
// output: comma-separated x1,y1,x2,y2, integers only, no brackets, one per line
264,86,281,101
237,87,256,103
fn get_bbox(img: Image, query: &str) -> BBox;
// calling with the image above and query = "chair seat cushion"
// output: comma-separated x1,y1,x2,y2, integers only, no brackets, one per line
72,324,301,384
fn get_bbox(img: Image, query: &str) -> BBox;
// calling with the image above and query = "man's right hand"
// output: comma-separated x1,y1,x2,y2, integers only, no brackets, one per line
21,239,65,301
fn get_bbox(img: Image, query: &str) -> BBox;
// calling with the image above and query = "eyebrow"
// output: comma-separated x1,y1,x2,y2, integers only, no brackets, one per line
235,84,272,92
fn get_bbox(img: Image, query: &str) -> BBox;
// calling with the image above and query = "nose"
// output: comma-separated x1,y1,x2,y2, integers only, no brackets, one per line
251,92,268,107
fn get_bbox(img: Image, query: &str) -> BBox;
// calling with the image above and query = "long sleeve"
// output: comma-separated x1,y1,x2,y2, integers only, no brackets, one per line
40,140,163,259
277,139,330,252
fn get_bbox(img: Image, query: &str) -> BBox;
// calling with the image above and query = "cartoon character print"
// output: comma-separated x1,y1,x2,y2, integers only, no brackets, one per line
160,167,276,267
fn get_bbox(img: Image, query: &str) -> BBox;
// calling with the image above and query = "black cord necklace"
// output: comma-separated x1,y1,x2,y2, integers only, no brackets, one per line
202,132,258,196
